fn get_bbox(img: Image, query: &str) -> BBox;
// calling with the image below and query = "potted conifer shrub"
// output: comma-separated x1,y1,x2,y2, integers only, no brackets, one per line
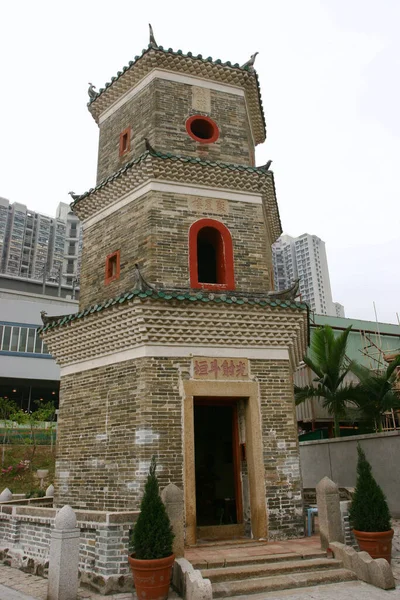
128,456,175,600
349,444,393,563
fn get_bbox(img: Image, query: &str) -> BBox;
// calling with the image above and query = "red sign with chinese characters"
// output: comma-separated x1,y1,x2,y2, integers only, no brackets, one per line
192,357,249,380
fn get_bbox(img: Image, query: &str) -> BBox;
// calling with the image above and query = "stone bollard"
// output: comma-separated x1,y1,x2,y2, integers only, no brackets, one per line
46,484,55,497
161,483,184,557
316,476,344,550
0,488,13,502
47,505,80,600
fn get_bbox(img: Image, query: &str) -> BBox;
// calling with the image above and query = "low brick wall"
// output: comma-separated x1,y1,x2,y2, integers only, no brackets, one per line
0,505,139,594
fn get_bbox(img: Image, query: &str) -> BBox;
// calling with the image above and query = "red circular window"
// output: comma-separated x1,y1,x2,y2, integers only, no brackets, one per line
186,115,219,144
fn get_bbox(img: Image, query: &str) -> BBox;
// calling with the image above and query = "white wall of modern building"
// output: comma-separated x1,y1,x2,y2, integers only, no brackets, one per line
0,278,78,382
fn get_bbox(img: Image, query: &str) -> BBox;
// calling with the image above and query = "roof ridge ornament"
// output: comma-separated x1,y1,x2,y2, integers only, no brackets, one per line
241,52,259,71
133,263,155,292
144,138,156,154
149,24,158,49
40,311,69,326
267,279,301,302
88,82,97,100
259,159,272,171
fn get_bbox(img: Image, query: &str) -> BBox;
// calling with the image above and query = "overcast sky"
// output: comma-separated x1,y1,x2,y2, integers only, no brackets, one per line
1,0,399,324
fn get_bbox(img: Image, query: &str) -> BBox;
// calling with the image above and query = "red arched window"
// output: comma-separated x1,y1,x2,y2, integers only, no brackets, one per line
189,219,235,291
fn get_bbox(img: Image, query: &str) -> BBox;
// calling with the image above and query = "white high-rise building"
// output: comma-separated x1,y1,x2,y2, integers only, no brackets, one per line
0,199,82,287
272,233,343,317
333,302,345,318
56,202,83,287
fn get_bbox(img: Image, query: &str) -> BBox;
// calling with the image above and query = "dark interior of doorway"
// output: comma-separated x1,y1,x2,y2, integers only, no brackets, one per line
194,402,238,527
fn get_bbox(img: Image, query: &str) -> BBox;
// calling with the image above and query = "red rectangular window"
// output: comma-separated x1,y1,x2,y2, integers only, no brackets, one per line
105,250,120,285
119,127,131,156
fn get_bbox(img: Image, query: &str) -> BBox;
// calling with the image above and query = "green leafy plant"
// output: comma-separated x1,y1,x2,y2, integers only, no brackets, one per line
131,456,174,560
31,400,57,451
25,488,46,499
349,444,391,532
349,355,400,432
295,325,361,437
0,397,26,466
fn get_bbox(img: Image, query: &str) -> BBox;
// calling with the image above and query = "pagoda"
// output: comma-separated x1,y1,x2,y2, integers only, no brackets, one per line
41,28,308,543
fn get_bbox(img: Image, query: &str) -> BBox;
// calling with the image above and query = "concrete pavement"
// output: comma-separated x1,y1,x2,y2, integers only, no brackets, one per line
230,580,400,599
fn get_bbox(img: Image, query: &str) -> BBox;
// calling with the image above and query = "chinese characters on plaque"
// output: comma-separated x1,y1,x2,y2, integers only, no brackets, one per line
188,196,229,215
192,357,249,380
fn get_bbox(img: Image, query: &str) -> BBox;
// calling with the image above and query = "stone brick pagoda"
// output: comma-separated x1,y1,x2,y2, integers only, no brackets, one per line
40,31,309,543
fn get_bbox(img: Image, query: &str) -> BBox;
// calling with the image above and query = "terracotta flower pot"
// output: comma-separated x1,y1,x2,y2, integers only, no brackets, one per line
353,529,394,563
128,553,175,600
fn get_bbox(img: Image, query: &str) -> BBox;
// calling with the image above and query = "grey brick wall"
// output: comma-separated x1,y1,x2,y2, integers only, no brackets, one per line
96,79,255,183
0,506,137,593
79,192,272,309
55,355,303,540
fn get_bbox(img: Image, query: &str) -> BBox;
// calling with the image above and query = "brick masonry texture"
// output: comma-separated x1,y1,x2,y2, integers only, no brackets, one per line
0,507,137,593
252,360,304,538
78,191,272,309
47,47,308,550
96,79,254,183
55,357,186,510
55,356,303,539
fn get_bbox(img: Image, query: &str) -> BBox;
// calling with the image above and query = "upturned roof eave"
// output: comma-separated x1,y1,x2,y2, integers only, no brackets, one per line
39,288,309,335
69,149,273,210
87,45,266,142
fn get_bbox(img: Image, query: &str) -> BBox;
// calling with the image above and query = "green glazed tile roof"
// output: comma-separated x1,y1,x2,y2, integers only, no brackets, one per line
87,45,266,139
70,148,271,209
38,288,308,334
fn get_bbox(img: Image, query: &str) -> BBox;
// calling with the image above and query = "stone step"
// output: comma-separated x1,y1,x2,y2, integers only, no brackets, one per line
202,558,342,582
189,539,269,549
221,550,327,568
211,567,357,598
191,550,327,570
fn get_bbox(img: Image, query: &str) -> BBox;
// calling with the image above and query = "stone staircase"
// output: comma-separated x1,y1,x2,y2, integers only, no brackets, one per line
191,543,357,598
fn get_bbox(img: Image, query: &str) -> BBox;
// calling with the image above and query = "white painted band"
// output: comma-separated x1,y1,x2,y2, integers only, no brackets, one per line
60,345,289,376
82,180,262,229
98,69,245,125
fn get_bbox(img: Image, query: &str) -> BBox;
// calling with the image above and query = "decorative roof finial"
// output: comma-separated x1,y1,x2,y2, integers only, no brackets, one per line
88,82,97,100
241,52,259,71
260,160,272,171
133,263,154,292
144,138,156,154
267,279,301,302
149,23,158,49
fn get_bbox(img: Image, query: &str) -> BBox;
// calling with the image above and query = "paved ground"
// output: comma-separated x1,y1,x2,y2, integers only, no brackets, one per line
0,566,180,600
231,580,400,599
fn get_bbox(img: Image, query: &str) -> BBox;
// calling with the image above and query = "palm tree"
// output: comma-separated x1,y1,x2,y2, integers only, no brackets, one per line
294,325,360,437
349,355,400,432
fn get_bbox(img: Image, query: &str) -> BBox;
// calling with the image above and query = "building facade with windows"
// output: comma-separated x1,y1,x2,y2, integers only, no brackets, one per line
41,41,309,544
272,233,343,317
333,301,345,318
55,202,83,286
0,275,78,411
0,199,82,287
